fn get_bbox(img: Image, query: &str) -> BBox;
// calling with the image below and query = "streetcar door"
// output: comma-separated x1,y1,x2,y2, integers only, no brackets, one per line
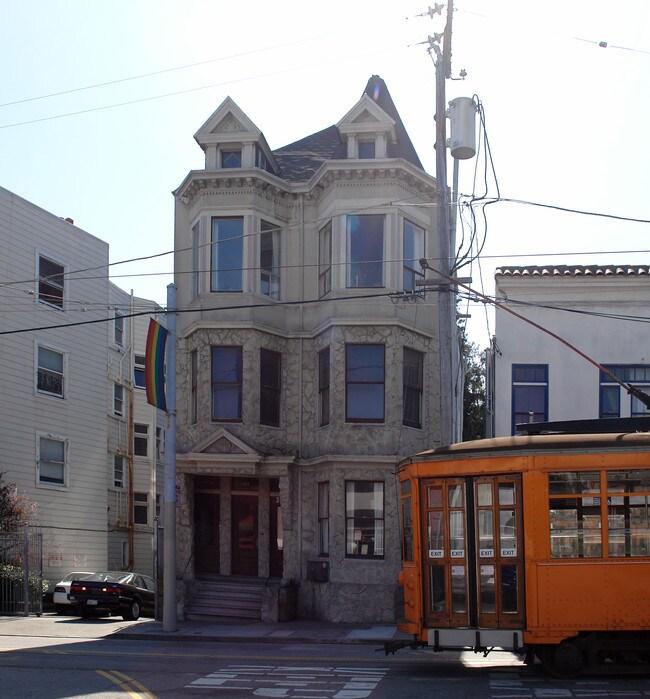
474,475,524,629
421,475,524,629
421,478,470,627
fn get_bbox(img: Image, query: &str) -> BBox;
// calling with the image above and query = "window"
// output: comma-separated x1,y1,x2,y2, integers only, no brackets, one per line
190,349,198,424
114,312,124,346
346,215,384,288
134,423,149,457
358,140,376,159
549,469,650,560
318,482,329,556
38,255,64,308
156,427,164,462
600,365,650,418
38,435,66,486
221,149,242,168
113,383,124,416
211,217,243,292
134,493,148,525
37,345,64,398
114,455,124,488
512,364,548,434
403,348,423,428
346,344,385,423
318,347,330,427
403,220,425,292
255,146,269,171
191,222,200,299
260,220,280,299
318,222,332,297
260,349,281,426
133,354,146,388
345,481,384,558
211,346,242,421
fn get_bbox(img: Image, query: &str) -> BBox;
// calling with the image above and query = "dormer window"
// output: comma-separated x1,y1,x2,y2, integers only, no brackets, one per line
221,149,242,168
358,140,376,159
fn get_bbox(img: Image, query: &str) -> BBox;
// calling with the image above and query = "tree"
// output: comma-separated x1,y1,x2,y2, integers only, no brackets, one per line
0,472,33,533
462,333,486,442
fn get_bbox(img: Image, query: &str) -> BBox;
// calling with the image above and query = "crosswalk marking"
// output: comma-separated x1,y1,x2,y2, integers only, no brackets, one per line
186,664,388,698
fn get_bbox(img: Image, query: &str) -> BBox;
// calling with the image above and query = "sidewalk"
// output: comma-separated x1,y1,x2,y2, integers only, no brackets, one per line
0,613,413,647
115,617,414,646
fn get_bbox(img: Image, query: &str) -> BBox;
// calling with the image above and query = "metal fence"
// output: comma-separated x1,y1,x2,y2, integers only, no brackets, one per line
0,528,43,616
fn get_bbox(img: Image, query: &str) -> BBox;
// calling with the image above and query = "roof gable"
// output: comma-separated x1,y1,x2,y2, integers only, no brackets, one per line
191,427,257,456
194,97,262,148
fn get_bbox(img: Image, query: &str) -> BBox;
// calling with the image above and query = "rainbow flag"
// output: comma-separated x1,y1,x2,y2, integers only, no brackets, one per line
145,319,168,411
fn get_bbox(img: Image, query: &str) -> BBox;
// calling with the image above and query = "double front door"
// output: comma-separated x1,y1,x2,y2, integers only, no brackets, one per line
194,484,283,578
422,474,524,629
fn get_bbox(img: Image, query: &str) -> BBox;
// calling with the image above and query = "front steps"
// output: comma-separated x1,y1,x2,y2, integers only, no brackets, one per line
185,576,269,621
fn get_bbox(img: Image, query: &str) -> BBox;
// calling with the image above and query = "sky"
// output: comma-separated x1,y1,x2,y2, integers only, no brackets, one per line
2,0,649,350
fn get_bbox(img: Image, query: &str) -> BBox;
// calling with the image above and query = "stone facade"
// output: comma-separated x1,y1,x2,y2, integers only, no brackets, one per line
172,76,442,623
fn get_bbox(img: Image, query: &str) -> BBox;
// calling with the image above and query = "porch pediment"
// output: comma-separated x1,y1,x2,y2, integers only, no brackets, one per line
191,428,257,456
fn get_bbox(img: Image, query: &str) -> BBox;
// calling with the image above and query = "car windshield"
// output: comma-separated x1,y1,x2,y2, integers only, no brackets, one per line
80,572,132,583
61,572,93,583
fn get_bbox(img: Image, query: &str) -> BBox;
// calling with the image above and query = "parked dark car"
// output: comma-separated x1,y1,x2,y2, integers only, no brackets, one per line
68,571,155,620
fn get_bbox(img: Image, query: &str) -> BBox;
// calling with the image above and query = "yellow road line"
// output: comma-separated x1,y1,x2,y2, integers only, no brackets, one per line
96,669,157,698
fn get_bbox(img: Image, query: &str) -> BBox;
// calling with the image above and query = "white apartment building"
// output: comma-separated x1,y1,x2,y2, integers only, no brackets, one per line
491,265,650,437
0,185,165,592
173,76,442,623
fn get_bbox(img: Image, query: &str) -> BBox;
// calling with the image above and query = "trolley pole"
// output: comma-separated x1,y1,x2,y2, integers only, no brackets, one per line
435,0,455,445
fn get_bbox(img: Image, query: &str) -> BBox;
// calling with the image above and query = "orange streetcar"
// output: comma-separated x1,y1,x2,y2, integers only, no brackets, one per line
391,426,650,676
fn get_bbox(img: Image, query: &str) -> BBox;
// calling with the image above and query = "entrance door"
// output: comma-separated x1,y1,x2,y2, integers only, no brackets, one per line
421,475,524,629
194,492,220,575
269,494,283,578
231,494,258,576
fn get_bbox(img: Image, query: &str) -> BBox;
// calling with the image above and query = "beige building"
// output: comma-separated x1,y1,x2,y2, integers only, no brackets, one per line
173,76,442,622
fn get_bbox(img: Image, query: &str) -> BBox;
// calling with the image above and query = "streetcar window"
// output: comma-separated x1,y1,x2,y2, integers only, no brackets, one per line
480,564,496,614
549,471,601,495
499,482,515,506
477,482,492,507
549,498,602,558
428,510,445,554
607,495,650,557
401,496,414,561
501,565,519,613
451,565,467,613
607,469,650,492
428,566,446,613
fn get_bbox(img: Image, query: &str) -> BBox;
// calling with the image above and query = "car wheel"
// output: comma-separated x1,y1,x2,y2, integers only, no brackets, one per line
123,599,141,621
80,607,92,618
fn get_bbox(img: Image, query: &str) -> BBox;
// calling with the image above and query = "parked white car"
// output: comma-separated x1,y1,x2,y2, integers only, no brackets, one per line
52,572,94,614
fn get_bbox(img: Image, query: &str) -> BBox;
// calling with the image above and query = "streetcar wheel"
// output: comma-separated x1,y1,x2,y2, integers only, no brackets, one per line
541,642,584,679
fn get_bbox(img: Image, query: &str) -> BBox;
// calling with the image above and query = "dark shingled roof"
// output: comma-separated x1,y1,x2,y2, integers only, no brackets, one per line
496,265,650,277
272,76,424,183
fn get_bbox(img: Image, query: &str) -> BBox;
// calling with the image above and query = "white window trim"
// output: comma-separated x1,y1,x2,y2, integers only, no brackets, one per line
35,249,67,311
36,431,68,489
34,341,67,400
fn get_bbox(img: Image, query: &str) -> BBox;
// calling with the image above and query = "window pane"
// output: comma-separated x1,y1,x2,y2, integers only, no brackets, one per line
211,347,242,421
260,349,281,426
211,218,243,291
39,256,64,307
260,221,280,299
222,150,241,168
37,347,64,396
600,384,620,418
501,565,519,613
403,348,423,428
318,222,332,297
480,564,496,614
512,364,547,383
39,437,64,484
346,345,384,422
358,141,375,158
318,347,330,427
403,220,424,292
451,565,466,613
402,496,414,561
427,511,444,553
346,214,384,288
549,472,600,495
549,497,602,558
429,566,446,613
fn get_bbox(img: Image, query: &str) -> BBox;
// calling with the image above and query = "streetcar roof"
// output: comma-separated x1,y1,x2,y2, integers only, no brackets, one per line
400,431,650,466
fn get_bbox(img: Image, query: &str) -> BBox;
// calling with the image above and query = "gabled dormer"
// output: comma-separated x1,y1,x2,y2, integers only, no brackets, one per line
336,94,397,160
193,97,277,174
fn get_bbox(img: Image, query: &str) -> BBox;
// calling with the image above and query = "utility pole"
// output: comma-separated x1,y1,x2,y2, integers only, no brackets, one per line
434,0,455,446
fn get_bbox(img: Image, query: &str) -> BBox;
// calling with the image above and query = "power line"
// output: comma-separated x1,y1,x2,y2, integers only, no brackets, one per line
0,38,319,109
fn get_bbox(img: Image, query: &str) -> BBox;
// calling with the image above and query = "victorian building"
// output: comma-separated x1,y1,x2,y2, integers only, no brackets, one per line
173,76,441,622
